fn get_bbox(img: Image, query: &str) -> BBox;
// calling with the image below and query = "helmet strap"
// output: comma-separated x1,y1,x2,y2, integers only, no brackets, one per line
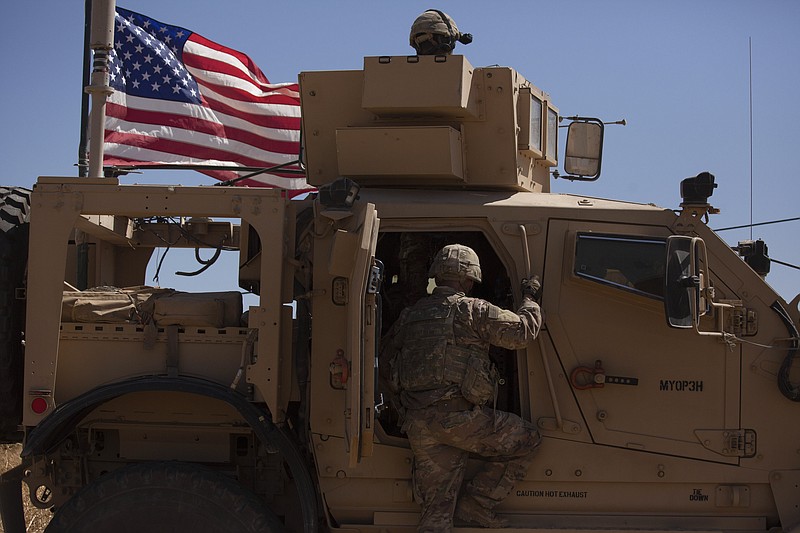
427,9,456,41
458,279,474,295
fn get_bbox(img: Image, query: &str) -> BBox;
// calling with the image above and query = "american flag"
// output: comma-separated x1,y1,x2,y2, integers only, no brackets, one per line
105,7,310,193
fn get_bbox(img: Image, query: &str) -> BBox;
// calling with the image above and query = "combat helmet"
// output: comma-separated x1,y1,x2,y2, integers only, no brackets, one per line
409,9,473,55
429,244,482,283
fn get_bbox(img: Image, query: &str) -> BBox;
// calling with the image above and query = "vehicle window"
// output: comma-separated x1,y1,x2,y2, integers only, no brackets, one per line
574,233,666,299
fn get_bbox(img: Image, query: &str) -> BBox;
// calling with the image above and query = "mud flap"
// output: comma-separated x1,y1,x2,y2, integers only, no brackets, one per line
0,463,26,533
0,187,30,443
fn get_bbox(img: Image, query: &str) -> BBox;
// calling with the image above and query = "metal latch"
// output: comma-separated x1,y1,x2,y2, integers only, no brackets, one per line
695,429,756,458
720,300,757,336
727,429,757,457
329,350,349,390
734,306,758,336
367,259,384,294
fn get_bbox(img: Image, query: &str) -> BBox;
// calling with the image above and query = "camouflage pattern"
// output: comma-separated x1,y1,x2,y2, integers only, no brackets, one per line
520,276,542,301
405,405,542,532
379,284,542,531
383,286,542,408
395,293,484,394
428,244,482,283
409,10,460,56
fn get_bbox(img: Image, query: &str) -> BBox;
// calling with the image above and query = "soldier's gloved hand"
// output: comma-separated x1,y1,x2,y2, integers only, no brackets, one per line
521,276,542,301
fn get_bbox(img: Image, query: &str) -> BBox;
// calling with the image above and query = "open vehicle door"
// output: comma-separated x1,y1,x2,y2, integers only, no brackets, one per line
314,188,381,468
344,203,381,467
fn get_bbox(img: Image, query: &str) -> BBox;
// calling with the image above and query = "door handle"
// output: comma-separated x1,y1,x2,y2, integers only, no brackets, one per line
570,360,639,390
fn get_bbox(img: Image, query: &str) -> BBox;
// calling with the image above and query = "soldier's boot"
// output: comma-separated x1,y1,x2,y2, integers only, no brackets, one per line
454,495,509,528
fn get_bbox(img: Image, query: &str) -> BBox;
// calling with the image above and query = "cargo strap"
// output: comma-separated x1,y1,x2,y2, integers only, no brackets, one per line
166,325,179,377
143,323,157,350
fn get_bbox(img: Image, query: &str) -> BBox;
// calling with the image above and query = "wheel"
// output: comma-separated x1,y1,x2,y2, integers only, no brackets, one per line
0,187,31,233
45,461,285,533
0,187,30,443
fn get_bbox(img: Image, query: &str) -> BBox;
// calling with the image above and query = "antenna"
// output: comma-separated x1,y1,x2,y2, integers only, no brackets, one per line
749,37,753,240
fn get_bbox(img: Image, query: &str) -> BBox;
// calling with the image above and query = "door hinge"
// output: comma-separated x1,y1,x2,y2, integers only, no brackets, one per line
720,300,758,337
696,429,756,458
367,259,384,294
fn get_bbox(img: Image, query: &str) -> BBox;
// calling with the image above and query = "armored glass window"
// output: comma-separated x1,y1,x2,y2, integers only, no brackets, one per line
530,94,543,153
574,233,666,299
546,107,558,163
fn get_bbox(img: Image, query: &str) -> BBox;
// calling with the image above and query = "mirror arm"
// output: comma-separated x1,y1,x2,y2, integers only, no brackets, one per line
554,170,601,182
693,238,737,342
694,300,737,346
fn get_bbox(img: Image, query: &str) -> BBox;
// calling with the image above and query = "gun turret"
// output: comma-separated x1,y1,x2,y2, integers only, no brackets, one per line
300,55,559,193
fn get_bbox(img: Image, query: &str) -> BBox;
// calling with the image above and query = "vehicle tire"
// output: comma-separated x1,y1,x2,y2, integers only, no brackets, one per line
45,461,286,533
0,187,30,443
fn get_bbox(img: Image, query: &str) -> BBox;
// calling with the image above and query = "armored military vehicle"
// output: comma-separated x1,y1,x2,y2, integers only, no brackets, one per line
1,12,799,533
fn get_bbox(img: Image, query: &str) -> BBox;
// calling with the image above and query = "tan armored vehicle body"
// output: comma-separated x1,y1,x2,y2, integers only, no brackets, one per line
1,45,799,533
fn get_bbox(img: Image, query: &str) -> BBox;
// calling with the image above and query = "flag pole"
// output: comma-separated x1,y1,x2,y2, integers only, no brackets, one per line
78,0,92,177
78,0,116,289
85,0,116,178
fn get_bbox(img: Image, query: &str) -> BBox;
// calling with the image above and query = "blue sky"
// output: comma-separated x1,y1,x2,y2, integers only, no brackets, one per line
1,1,798,301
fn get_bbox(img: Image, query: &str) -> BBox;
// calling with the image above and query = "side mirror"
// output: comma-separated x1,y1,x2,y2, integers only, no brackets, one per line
563,118,604,181
664,236,709,328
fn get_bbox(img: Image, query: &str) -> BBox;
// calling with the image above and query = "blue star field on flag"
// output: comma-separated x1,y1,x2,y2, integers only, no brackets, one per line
108,8,201,105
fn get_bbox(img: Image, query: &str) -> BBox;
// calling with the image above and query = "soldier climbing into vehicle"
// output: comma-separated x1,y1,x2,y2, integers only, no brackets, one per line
380,243,544,531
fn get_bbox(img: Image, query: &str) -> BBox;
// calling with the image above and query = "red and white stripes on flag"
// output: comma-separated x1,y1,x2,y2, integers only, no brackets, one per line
104,7,311,195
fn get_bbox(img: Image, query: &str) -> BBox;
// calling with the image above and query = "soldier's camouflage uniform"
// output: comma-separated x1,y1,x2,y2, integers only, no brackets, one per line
380,285,543,532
